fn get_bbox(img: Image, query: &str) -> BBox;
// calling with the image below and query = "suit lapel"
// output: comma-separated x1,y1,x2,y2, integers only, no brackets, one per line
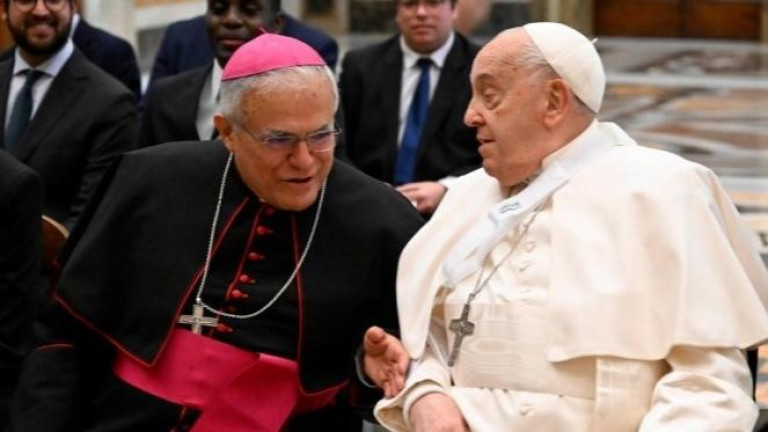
419,35,471,160
0,56,13,143
172,66,211,140
380,39,403,176
15,50,88,161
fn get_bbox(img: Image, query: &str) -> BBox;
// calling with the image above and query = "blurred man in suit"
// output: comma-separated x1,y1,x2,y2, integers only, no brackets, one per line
0,150,43,430
138,0,284,148
0,1,141,98
0,0,136,228
70,1,141,98
339,0,481,216
148,2,338,89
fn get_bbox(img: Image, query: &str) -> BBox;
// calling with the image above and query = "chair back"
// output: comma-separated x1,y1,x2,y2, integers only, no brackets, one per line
41,215,69,291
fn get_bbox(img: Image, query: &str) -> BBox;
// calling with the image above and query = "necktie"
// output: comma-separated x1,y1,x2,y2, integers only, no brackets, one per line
394,58,432,185
5,69,44,153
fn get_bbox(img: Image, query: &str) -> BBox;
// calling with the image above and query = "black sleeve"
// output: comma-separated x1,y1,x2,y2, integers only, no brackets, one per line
8,298,114,432
0,166,43,428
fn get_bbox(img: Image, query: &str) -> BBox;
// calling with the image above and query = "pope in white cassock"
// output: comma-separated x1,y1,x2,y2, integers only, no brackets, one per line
363,22,768,432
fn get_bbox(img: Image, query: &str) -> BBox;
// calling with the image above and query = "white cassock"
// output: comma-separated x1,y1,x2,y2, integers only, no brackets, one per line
375,121,768,432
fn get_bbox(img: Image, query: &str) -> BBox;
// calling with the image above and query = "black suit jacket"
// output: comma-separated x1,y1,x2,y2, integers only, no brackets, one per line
0,49,137,228
148,14,339,88
138,65,210,148
0,150,42,430
72,19,141,99
339,33,481,184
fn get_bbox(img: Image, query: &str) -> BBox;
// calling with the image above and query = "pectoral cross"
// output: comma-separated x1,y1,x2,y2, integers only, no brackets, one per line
178,302,219,334
448,303,475,367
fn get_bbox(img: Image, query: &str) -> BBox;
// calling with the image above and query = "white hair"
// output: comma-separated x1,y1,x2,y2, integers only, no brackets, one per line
219,65,338,122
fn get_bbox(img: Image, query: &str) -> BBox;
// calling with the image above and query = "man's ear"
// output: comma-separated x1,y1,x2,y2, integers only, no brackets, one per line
214,114,235,151
543,78,569,128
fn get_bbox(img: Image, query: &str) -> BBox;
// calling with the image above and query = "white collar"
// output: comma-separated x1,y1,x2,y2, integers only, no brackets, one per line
13,38,75,78
210,60,222,103
400,31,455,70
69,13,80,38
443,120,615,286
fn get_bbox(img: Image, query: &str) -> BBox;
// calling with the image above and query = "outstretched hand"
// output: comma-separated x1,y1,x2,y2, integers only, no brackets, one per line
363,326,409,397
396,181,447,215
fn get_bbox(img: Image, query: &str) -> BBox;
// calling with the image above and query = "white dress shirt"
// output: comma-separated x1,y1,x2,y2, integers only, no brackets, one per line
5,39,75,130
196,60,222,140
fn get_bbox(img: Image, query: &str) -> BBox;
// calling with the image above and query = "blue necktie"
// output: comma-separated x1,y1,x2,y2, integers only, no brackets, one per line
5,69,43,153
394,58,432,185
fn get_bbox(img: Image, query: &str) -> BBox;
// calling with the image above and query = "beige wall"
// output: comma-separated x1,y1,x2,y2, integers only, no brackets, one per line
530,0,594,36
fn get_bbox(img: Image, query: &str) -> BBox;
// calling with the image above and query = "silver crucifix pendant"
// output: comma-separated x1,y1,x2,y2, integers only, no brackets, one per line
178,302,219,334
448,302,475,366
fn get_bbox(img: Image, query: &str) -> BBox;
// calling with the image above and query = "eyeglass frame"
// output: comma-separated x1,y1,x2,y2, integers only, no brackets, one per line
233,123,341,154
397,0,449,9
10,0,70,12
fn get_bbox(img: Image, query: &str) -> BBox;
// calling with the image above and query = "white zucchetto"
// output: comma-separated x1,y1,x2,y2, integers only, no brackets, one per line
523,22,606,113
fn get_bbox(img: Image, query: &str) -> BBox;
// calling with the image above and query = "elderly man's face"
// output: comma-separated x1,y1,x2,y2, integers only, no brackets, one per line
395,0,455,54
464,32,553,187
206,0,282,67
3,0,72,64
221,79,336,211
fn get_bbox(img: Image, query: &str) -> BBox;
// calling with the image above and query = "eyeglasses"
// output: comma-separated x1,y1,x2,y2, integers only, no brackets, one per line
398,0,447,9
236,124,340,154
11,0,68,12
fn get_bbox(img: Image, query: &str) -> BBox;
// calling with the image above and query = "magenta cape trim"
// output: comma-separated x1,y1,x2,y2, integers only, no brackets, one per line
113,329,341,431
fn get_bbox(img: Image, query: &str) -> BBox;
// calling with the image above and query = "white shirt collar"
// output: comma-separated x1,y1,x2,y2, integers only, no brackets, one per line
541,119,599,170
210,60,222,103
400,31,455,70
70,13,80,38
13,38,75,78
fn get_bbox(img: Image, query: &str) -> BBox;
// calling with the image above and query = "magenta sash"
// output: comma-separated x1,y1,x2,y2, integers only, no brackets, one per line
113,329,341,432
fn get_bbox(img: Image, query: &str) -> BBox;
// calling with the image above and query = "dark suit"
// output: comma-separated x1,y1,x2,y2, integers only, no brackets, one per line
339,33,481,184
149,14,339,88
72,18,142,99
0,49,137,229
0,150,43,429
138,65,210,147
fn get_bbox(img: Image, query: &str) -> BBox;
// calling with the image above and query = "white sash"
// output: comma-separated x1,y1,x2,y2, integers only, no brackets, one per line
443,122,624,287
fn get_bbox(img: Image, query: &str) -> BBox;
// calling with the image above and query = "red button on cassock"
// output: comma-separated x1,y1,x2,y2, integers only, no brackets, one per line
256,226,273,236
238,274,250,283
248,252,265,262
231,289,249,300
216,323,233,334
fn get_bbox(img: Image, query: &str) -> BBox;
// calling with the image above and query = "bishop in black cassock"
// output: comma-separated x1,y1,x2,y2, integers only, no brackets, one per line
9,34,423,432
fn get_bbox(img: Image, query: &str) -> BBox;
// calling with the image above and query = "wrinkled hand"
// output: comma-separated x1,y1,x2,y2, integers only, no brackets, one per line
396,182,447,215
363,326,409,397
410,392,469,432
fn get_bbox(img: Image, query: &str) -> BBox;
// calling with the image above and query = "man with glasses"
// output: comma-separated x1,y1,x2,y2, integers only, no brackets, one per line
9,34,423,432
340,0,481,216
0,0,136,229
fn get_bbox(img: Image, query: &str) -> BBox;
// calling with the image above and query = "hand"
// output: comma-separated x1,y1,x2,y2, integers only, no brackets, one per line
409,392,469,432
363,326,409,397
396,182,447,215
